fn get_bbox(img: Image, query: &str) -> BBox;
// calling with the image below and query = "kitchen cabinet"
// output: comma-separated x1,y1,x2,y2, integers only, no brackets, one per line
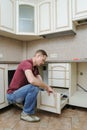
54,0,76,33
37,63,77,114
0,64,18,109
38,0,76,36
69,62,87,108
48,63,70,88
0,64,8,109
0,0,76,40
0,0,15,33
38,0,53,35
72,0,87,21
16,0,38,34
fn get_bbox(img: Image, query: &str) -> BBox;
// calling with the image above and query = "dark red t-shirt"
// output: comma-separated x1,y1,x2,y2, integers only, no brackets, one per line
7,59,39,94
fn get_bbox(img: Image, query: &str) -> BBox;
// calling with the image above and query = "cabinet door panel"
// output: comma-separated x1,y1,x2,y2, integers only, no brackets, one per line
48,63,69,70
38,0,53,34
48,79,70,88
0,64,8,109
72,0,87,20
76,0,87,12
55,0,71,31
48,63,70,88
56,0,68,28
0,68,5,104
48,79,65,87
19,5,34,33
37,91,59,113
48,71,69,79
40,3,50,30
0,0,14,32
40,91,56,107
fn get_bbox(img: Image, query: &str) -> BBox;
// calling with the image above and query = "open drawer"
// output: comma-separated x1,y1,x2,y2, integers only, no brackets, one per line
37,90,69,114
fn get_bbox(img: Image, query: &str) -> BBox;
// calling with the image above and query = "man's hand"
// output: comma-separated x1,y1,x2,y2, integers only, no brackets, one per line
46,86,54,96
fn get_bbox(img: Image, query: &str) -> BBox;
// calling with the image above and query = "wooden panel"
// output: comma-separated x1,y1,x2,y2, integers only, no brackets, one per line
0,0,14,32
38,0,53,34
48,63,70,87
54,0,72,31
72,0,87,20
37,90,69,114
0,67,5,104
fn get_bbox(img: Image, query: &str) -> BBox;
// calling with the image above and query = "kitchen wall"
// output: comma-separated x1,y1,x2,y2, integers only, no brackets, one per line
1,24,87,62
26,24,87,91
0,36,25,62
26,24,87,61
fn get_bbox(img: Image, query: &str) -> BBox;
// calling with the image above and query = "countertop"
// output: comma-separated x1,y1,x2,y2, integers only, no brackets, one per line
1,59,87,64
0,61,20,64
47,58,87,63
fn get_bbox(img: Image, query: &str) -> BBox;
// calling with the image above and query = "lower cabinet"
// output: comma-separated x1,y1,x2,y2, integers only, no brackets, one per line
37,63,77,114
69,62,87,108
0,64,8,109
0,64,18,109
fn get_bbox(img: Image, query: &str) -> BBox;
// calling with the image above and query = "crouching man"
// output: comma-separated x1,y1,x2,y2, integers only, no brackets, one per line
7,49,53,122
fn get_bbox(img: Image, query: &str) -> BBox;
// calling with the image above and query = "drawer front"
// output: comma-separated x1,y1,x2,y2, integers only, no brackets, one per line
37,91,68,114
48,63,70,71
48,79,70,88
48,71,69,79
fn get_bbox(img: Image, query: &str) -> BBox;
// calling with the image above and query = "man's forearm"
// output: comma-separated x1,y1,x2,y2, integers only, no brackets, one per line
31,77,49,90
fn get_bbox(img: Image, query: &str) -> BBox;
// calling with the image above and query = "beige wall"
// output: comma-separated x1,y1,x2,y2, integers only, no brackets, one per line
0,36,24,62
0,24,87,62
27,25,87,61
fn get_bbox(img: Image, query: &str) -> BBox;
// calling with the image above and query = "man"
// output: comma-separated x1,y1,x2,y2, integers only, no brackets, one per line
7,49,53,122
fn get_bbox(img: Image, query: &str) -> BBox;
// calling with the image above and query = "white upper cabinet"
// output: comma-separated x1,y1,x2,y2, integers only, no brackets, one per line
38,0,53,35
16,0,37,35
54,0,75,32
0,0,15,33
38,0,76,35
0,0,77,40
72,0,87,21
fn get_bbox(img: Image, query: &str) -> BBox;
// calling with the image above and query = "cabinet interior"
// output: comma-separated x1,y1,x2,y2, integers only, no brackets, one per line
39,62,87,109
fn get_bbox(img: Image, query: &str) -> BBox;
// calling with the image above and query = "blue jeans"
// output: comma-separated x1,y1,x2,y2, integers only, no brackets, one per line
7,84,40,114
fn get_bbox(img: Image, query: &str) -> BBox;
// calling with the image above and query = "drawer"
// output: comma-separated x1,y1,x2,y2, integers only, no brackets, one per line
37,90,69,114
48,79,70,88
48,63,70,71
48,71,69,79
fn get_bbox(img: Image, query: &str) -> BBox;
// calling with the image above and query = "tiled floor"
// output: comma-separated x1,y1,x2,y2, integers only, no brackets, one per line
0,105,87,130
